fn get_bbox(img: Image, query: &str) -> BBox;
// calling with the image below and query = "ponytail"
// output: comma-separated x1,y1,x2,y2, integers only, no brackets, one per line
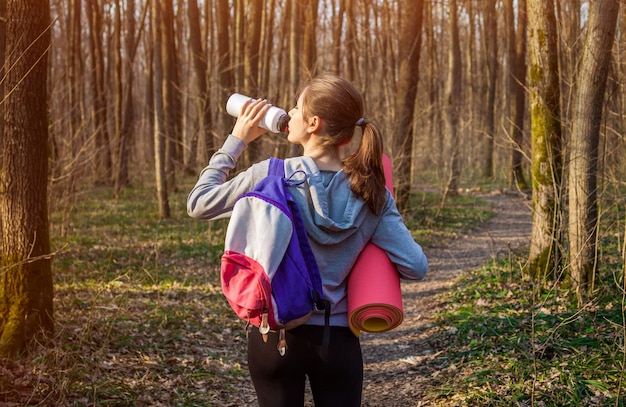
298,73,388,214
343,121,387,215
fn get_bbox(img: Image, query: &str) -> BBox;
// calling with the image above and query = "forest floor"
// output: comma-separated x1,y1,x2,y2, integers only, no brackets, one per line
0,189,533,407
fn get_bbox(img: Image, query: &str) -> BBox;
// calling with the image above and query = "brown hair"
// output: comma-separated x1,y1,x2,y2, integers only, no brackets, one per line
297,73,387,214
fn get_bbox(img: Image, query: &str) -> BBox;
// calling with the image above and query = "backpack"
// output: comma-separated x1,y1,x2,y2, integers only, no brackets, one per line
220,157,329,355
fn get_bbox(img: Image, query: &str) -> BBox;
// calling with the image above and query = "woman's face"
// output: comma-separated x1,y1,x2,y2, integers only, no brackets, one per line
287,92,308,145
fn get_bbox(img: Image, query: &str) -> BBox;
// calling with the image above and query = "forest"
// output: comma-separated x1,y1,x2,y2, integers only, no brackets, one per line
1,0,625,405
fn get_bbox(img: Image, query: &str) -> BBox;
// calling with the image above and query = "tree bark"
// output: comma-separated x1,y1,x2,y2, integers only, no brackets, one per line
0,0,53,357
187,0,213,170
118,0,138,189
152,0,171,219
393,0,424,212
526,0,564,280
160,0,181,192
443,0,462,198
568,0,619,306
216,0,233,95
332,0,345,74
482,0,497,179
87,0,112,186
508,0,528,190
113,0,124,193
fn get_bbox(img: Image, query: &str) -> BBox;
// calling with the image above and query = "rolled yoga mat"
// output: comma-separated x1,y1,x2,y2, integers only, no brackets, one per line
347,154,404,333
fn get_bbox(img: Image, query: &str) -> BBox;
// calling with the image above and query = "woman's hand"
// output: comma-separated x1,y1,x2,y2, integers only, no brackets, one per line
231,98,271,144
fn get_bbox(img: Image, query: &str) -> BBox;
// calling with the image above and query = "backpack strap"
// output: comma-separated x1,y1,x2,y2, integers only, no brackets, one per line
268,157,284,177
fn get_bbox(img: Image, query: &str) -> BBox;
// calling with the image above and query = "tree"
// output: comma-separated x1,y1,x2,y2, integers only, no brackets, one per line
114,0,139,193
568,0,619,306
0,0,5,166
506,0,529,190
482,0,497,179
152,0,171,219
216,0,233,96
87,0,113,186
243,0,263,164
526,0,564,279
443,0,462,198
187,0,213,171
0,0,53,357
393,0,424,212
160,0,181,192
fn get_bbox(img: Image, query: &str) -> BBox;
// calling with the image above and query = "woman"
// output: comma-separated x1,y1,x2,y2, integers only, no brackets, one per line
187,73,428,407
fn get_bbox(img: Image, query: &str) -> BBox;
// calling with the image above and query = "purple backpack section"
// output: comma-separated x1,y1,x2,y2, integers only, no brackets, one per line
220,158,327,354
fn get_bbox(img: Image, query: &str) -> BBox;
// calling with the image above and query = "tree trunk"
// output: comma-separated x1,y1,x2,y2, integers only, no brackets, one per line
260,0,275,96
302,0,318,77
187,0,213,170
0,0,6,169
0,0,53,357
568,0,619,306
287,0,303,157
113,0,124,193
443,0,462,198
332,0,345,74
393,0,424,213
118,0,137,189
526,0,564,280
152,0,171,219
345,0,357,82
243,0,263,164
244,0,262,93
87,0,112,186
161,0,180,193
216,0,233,95
482,0,497,179
508,0,529,190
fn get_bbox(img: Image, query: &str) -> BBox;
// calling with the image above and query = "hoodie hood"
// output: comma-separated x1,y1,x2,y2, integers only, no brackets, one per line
285,156,370,246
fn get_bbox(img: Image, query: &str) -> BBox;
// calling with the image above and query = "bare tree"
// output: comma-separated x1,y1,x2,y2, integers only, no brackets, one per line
332,0,345,74
482,0,497,179
0,0,6,166
393,0,424,212
302,0,318,77
187,0,213,171
216,0,233,96
0,0,53,357
87,0,112,186
507,0,529,190
152,0,171,219
526,0,564,279
161,0,181,192
443,0,462,198
114,0,139,193
568,0,619,306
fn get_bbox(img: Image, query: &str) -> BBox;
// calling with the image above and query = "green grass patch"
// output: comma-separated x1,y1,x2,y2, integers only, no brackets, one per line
424,252,626,406
406,191,495,246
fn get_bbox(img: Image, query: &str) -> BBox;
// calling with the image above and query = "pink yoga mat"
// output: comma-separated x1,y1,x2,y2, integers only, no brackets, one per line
348,155,404,333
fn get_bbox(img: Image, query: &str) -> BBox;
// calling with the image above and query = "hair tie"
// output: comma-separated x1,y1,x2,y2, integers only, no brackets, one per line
355,117,366,127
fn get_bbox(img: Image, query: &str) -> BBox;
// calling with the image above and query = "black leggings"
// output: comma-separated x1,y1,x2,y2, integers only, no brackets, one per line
247,325,363,407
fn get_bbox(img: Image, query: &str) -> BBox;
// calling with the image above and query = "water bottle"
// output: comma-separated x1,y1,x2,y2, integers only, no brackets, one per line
226,93,290,133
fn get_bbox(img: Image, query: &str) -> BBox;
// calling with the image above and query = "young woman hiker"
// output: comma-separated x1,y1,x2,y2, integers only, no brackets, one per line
187,73,428,407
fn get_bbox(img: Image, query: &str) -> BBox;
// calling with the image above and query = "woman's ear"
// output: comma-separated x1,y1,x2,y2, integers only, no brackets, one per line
307,116,322,133
307,115,322,133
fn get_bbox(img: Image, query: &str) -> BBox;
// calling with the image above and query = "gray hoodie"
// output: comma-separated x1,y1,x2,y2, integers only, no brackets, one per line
187,135,428,327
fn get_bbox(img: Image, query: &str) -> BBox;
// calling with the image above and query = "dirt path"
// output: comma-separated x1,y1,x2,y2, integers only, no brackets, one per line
359,192,532,406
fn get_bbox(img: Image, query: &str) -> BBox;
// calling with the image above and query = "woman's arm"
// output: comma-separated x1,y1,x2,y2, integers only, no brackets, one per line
187,99,272,220
370,195,428,280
